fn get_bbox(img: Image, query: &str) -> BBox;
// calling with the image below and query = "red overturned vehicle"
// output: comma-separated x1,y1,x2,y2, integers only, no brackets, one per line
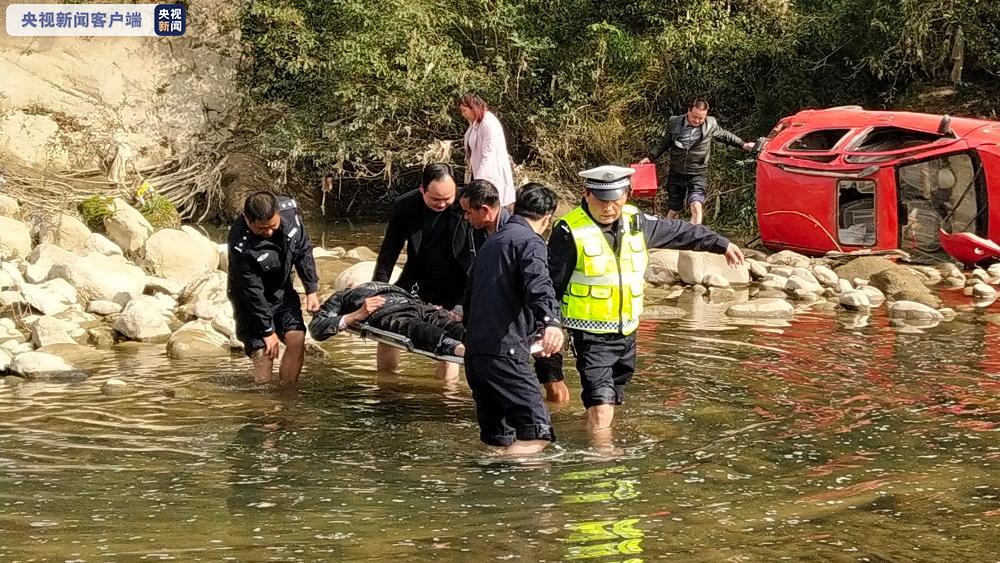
754,107,1000,265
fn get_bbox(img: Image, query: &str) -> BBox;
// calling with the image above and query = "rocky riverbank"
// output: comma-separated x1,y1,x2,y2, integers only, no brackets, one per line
1,190,998,391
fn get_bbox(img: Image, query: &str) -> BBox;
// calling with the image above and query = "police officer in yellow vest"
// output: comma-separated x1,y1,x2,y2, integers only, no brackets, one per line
535,165,745,436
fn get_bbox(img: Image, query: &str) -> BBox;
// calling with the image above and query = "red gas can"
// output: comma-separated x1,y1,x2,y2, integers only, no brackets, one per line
629,162,658,198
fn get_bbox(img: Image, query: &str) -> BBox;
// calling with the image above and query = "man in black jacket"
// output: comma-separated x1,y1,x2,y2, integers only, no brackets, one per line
228,191,320,385
463,183,564,455
308,281,465,358
372,163,474,377
639,98,755,225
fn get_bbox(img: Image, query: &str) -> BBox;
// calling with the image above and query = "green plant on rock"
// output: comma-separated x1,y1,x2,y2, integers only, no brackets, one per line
78,195,114,231
138,194,181,229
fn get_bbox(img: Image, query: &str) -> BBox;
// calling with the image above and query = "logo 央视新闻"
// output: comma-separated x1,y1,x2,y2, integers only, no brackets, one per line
153,3,185,36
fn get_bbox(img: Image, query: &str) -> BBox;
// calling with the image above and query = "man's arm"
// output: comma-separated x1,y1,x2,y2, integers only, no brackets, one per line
640,212,731,254
373,200,407,282
291,213,320,295
710,120,746,149
228,250,275,338
547,222,577,298
646,117,678,161
306,291,350,341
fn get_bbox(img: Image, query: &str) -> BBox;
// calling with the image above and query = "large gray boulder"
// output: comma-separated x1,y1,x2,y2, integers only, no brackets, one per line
37,213,92,253
677,251,749,286
142,229,219,284
103,197,154,254
49,253,146,303
0,216,31,259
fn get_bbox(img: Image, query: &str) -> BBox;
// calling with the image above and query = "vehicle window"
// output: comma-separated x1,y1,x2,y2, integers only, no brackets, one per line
787,129,851,151
897,153,983,256
838,180,876,246
853,126,945,152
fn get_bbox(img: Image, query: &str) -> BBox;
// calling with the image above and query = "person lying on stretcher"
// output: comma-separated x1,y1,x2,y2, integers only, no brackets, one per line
308,281,465,357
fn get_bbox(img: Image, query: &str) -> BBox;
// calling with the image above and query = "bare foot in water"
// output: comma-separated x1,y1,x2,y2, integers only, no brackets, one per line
503,439,549,456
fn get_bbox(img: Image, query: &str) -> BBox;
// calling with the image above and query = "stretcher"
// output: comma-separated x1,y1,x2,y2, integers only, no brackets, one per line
350,323,544,365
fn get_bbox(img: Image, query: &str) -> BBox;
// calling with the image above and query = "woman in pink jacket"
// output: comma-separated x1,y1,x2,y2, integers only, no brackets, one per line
459,93,516,208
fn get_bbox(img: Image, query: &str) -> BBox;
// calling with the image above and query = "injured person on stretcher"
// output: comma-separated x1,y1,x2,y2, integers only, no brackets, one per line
308,281,467,362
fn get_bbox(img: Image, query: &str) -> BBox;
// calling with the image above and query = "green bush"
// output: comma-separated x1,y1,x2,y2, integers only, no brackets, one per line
78,195,113,231
138,194,181,230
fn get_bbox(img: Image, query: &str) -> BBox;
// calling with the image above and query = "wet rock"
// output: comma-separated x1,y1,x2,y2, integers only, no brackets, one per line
163,387,198,399
766,250,810,268
834,256,897,282
769,266,794,279
228,334,244,350
837,278,853,293
746,259,768,281
0,348,10,372
906,265,943,286
821,288,839,299
988,264,1000,281
785,275,822,294
166,320,229,359
87,300,122,316
36,343,102,365
178,271,227,306
839,290,871,310
869,267,929,297
4,375,24,386
725,298,794,319
939,308,957,321
691,284,707,296
938,262,963,279
812,265,839,288
859,285,885,306
677,250,749,286
104,197,154,254
971,268,991,284
142,229,219,284
0,216,32,259
101,378,133,396
38,213,92,253
21,279,79,315
0,194,19,218
646,285,684,301
87,326,117,348
335,261,401,291
645,264,677,286
760,278,786,291
792,289,818,303
888,300,944,321
29,316,78,347
191,300,223,321
942,276,966,288
756,289,787,299
211,306,236,337
10,350,83,379
702,273,731,288
840,313,871,328
642,305,687,319
89,233,123,256
707,286,737,302
890,290,941,309
345,246,378,262
973,283,997,299
49,253,146,302
114,296,171,342
811,300,839,312
145,276,184,297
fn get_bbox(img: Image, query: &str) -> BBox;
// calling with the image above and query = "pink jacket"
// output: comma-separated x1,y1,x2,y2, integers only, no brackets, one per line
464,110,515,207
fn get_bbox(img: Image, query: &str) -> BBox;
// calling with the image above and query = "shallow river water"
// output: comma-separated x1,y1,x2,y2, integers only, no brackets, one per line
2,222,999,561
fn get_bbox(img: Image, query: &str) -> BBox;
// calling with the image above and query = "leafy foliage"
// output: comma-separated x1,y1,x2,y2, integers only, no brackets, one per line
239,0,1000,229
78,195,114,232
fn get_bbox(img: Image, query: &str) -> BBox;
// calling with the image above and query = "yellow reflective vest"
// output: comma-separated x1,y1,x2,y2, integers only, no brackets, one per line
558,205,647,335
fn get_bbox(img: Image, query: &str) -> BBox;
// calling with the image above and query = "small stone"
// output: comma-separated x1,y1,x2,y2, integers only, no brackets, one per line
725,298,794,319
971,268,990,284
888,300,944,321
973,283,997,299
837,279,853,293
707,287,737,302
812,265,839,288
87,326,117,349
5,375,25,386
87,300,122,316
853,278,868,288
702,273,731,288
164,387,198,399
747,260,768,281
101,378,133,396
839,290,871,310
859,285,885,306
943,276,966,288
792,289,818,303
691,284,707,295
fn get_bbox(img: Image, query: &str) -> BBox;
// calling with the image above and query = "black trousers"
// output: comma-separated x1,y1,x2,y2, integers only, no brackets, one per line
535,330,637,408
466,354,556,447
369,303,465,355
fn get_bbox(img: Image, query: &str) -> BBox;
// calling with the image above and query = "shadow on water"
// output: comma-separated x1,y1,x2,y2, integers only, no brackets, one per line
2,224,999,560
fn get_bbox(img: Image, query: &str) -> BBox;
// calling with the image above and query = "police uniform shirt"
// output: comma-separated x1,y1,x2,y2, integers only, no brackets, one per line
227,196,319,337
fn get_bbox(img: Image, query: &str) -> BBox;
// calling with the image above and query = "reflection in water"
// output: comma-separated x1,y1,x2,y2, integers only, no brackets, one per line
1,290,999,560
